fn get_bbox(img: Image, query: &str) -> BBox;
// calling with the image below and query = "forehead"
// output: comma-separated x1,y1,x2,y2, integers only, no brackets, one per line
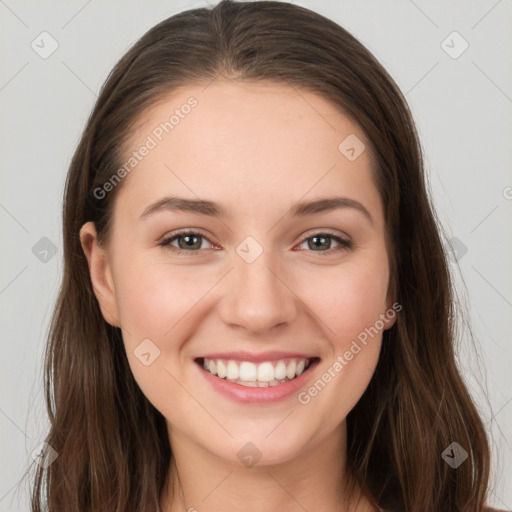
114,79,383,225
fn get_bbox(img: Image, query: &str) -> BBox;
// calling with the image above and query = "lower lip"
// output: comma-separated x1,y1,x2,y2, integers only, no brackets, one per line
196,359,320,403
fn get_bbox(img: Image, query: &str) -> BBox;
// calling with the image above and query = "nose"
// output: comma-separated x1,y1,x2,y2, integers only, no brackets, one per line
218,246,299,335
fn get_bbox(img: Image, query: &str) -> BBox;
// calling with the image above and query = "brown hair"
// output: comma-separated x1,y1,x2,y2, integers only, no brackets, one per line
28,1,491,510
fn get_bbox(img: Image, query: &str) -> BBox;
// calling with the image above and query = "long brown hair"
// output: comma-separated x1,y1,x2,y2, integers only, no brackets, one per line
28,1,491,510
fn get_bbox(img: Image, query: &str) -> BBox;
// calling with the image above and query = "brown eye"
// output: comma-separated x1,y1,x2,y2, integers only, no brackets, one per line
297,232,352,254
159,230,215,255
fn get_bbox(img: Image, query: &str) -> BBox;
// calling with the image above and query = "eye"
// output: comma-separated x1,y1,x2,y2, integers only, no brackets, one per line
159,230,216,256
158,229,352,256
296,231,352,255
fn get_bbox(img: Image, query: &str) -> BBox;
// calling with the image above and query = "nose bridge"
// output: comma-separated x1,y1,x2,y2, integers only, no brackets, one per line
221,236,297,333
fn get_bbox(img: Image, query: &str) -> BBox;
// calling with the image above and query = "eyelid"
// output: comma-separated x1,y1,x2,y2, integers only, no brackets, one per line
159,227,212,241
299,227,350,241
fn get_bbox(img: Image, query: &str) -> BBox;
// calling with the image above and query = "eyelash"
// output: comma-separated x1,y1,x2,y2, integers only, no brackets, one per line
158,229,352,256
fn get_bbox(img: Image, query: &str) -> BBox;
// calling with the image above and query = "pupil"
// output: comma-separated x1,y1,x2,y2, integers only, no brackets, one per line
180,235,200,249
310,235,329,250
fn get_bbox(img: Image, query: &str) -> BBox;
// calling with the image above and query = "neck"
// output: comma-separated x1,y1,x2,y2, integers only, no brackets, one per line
160,421,372,512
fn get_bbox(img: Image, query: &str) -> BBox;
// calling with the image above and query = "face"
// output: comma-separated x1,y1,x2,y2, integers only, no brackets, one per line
80,79,396,467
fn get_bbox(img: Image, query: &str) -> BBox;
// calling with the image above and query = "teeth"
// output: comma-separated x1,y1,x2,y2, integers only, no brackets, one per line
223,378,289,388
274,361,287,380
257,362,274,382
217,360,226,379
201,357,312,386
226,361,238,380
286,360,297,379
239,361,257,381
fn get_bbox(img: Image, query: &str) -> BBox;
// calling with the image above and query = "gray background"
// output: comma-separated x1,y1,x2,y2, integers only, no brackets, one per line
1,0,511,510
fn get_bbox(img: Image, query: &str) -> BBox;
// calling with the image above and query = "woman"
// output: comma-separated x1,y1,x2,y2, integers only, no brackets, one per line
30,1,507,511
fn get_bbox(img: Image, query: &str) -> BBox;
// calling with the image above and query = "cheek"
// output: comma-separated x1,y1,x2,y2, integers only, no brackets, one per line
301,256,388,399
111,255,213,411
305,257,390,344
113,253,213,342
293,261,388,427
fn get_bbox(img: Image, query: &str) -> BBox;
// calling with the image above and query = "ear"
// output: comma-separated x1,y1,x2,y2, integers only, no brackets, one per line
79,222,120,327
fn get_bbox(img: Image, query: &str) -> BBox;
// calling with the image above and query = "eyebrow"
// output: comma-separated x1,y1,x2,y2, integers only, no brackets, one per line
139,195,373,224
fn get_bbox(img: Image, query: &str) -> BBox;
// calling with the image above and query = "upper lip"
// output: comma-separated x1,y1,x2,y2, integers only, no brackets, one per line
197,351,318,363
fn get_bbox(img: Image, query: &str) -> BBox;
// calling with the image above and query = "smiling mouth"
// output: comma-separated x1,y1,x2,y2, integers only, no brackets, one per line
195,357,320,388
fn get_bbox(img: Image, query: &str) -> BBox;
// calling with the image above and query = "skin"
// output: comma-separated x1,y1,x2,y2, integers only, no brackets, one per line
80,79,396,512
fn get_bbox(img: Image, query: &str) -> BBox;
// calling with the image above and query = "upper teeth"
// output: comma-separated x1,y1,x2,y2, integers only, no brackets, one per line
202,357,309,382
